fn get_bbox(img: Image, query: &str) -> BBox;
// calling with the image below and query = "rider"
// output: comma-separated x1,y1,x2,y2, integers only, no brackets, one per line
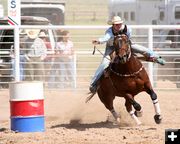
89,16,166,94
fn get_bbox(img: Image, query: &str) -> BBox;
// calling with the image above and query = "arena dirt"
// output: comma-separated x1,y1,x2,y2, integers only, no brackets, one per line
0,89,179,144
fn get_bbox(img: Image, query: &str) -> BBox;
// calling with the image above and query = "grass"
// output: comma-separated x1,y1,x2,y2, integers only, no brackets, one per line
65,0,108,25
63,1,109,76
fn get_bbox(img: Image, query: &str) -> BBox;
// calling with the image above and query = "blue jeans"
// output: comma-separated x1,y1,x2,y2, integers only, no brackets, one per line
131,44,155,57
90,46,114,86
58,56,75,88
48,56,75,88
90,44,159,86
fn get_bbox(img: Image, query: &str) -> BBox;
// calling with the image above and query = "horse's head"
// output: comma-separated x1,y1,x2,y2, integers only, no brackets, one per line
113,34,131,64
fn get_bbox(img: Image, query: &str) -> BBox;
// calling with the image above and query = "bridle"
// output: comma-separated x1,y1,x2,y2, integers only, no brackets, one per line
114,34,132,63
110,34,144,77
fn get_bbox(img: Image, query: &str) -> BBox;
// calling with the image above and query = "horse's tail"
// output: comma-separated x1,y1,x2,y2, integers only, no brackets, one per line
85,92,96,103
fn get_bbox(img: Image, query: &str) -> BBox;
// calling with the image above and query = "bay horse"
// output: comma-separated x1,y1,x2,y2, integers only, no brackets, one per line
87,34,162,125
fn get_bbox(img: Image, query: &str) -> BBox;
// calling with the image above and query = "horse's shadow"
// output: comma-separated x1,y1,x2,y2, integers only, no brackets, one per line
51,120,121,131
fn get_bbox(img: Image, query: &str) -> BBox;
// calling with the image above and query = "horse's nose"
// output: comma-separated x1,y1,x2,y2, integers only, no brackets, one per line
123,54,127,58
118,55,126,64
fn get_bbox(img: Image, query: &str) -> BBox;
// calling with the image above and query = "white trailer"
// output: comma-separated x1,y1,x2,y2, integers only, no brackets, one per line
109,0,180,25
0,4,4,18
21,0,66,25
109,0,180,48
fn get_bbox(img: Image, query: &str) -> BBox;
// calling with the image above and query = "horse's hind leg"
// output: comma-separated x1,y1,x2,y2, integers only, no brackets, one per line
125,97,142,125
146,88,162,124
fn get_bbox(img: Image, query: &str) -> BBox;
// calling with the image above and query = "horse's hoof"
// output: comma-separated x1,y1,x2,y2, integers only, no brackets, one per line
135,110,143,117
154,114,162,124
106,115,112,122
137,121,142,126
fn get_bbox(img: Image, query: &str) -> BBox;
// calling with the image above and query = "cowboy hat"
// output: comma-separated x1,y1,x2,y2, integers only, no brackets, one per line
39,31,47,38
19,29,26,35
107,16,124,25
25,29,40,39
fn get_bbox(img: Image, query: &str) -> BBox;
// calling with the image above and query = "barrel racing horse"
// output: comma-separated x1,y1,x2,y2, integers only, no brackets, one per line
86,34,162,125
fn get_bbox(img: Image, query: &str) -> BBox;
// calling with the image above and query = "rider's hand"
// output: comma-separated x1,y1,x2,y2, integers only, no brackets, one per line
92,40,100,45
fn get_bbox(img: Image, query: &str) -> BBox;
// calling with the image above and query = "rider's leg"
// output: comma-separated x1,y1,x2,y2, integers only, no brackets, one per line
89,46,114,93
89,57,110,93
131,44,165,65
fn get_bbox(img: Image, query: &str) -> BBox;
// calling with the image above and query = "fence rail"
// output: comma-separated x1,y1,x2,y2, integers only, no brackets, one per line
0,25,180,91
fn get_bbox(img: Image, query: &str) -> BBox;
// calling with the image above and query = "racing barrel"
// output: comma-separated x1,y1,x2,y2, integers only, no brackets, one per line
9,81,45,132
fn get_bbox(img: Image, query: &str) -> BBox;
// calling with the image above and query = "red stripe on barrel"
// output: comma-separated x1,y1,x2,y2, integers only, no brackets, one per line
10,100,44,116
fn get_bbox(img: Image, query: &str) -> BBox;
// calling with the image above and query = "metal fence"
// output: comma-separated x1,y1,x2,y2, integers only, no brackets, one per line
0,25,180,91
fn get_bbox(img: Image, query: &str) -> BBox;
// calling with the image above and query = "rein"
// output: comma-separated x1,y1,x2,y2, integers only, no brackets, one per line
92,45,104,56
126,40,132,60
92,45,111,61
110,65,144,77
110,36,142,77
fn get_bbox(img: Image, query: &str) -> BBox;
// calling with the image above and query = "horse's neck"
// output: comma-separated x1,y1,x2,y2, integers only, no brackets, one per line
116,55,142,74
129,55,142,67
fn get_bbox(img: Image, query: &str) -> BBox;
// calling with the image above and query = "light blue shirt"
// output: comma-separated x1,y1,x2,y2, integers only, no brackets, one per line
98,25,132,45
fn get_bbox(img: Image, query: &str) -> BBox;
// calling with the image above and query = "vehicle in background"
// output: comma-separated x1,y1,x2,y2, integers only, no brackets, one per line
109,0,180,25
21,0,66,25
108,0,180,48
108,0,180,87
0,16,57,88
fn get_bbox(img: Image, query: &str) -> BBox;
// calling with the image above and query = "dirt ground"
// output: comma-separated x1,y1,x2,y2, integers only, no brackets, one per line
0,88,179,144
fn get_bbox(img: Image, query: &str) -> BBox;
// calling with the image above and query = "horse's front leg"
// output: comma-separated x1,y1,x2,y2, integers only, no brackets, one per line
104,98,120,124
146,89,162,124
125,97,142,125
125,93,143,117
98,90,120,124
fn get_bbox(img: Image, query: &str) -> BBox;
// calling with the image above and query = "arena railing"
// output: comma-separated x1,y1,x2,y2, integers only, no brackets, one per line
1,25,180,90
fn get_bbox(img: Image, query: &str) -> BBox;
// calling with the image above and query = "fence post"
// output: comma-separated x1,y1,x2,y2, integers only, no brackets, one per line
73,53,77,88
148,26,154,86
73,11,75,22
92,11,96,21
14,27,20,81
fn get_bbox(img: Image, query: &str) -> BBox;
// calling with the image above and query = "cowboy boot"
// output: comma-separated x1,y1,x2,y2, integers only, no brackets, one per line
142,52,166,66
148,56,166,65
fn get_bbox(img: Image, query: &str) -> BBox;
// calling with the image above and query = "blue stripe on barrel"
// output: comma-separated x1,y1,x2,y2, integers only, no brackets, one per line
11,116,45,132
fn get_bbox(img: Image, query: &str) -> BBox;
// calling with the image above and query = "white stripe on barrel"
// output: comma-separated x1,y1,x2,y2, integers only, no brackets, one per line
9,81,44,101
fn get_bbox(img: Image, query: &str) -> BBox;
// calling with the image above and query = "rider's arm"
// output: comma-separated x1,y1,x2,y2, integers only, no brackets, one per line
98,28,113,44
92,27,112,45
